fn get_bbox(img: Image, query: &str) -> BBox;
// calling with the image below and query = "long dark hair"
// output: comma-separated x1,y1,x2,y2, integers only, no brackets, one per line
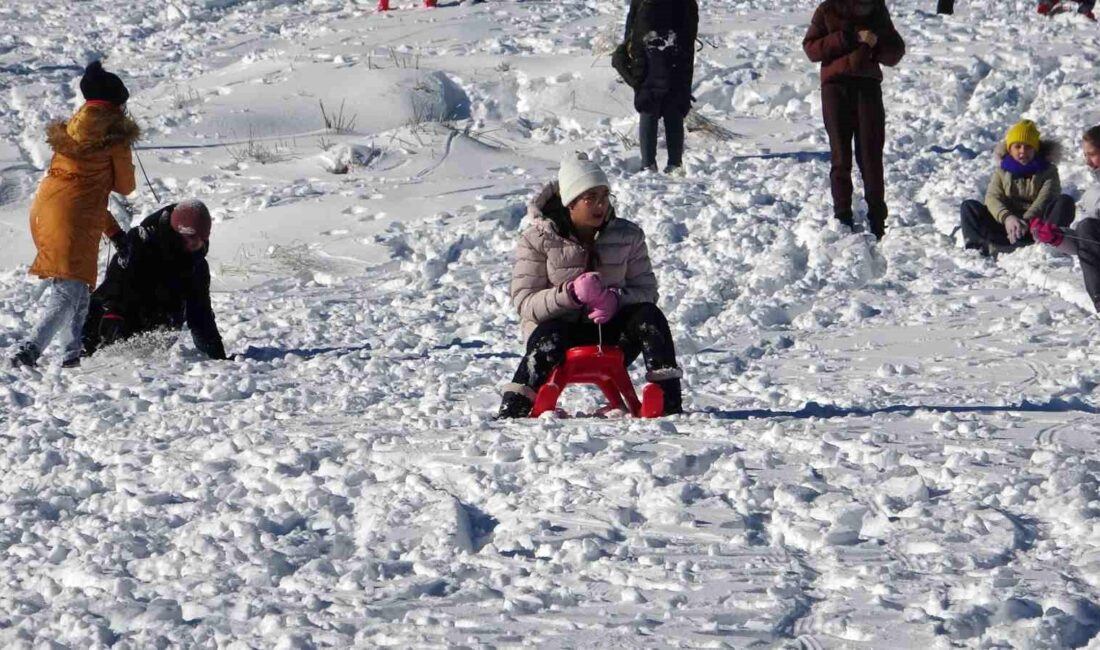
1085,126,1100,148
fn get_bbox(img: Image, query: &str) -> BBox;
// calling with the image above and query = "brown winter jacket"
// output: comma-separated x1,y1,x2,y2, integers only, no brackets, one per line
29,103,140,287
803,0,905,85
985,140,1062,224
511,182,659,339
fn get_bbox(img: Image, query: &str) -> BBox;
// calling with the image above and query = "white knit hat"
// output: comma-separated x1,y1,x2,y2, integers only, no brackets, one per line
558,152,610,206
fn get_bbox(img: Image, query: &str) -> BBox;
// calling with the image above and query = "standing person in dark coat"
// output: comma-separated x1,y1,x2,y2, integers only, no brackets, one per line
623,0,699,175
803,0,905,240
81,200,228,360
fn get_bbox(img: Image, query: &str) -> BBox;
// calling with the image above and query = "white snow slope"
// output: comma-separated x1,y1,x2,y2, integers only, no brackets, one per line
3,0,1100,647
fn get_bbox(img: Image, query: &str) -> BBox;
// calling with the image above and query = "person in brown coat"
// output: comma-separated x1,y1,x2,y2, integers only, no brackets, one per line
803,0,905,239
11,61,139,369
498,153,683,418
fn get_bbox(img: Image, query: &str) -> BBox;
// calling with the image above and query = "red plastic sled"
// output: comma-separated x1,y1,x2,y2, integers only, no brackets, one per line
530,346,665,418
378,0,435,10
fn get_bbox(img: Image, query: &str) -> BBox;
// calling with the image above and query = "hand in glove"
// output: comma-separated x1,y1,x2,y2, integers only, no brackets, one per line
110,232,132,269
98,313,125,346
568,272,620,324
1029,217,1064,246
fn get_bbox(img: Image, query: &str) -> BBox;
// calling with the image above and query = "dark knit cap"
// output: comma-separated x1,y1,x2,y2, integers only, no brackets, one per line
170,200,212,241
79,61,129,105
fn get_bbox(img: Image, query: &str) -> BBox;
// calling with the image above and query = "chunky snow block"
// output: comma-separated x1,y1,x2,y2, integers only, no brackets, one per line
530,346,664,418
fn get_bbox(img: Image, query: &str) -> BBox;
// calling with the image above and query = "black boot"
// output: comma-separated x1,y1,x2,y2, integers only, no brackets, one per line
10,343,40,368
497,390,534,419
656,379,683,415
869,215,886,241
835,211,854,231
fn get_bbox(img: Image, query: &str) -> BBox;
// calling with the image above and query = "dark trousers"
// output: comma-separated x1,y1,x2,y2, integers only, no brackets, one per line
81,297,183,356
822,80,887,231
639,102,685,169
511,303,679,390
1051,0,1097,12
959,195,1075,250
1076,219,1100,311
937,0,954,13
82,299,112,356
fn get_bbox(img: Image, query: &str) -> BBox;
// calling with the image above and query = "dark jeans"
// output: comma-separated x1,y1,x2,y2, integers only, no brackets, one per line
1076,219,1100,311
959,195,1075,251
639,101,685,169
1059,0,1097,12
510,303,680,390
822,80,887,232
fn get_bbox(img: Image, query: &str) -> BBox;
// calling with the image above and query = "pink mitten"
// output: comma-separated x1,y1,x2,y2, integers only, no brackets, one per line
571,272,604,304
587,289,620,324
1029,217,1064,246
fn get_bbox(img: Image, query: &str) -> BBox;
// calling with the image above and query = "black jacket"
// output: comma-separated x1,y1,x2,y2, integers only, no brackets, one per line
625,0,699,116
90,204,226,359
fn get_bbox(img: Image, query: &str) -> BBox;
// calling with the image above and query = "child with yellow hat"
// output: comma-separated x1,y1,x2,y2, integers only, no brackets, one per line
958,119,1075,257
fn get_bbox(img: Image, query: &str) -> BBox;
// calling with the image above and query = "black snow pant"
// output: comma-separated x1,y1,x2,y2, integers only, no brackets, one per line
1075,219,1100,311
822,79,888,237
639,99,685,170
959,195,1076,252
937,0,954,13
1049,0,1097,13
505,303,682,413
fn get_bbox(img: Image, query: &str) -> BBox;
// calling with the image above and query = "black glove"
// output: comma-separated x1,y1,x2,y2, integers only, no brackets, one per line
98,314,125,346
110,232,132,269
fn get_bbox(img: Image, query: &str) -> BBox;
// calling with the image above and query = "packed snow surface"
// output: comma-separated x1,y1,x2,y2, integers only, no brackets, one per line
3,0,1100,647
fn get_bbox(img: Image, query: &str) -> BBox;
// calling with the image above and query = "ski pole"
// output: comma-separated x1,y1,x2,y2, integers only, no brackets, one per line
134,150,161,204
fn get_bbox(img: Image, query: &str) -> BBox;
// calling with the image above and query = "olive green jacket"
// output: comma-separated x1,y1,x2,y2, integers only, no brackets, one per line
985,140,1062,224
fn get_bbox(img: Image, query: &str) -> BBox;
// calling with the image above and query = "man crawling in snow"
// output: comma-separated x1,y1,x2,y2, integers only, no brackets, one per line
81,199,228,361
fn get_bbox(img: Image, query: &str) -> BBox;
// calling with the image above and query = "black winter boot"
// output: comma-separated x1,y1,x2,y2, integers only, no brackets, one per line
656,378,683,415
869,215,886,241
10,343,40,368
497,389,534,419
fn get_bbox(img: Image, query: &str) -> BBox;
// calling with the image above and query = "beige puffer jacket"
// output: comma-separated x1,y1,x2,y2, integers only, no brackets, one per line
510,182,659,339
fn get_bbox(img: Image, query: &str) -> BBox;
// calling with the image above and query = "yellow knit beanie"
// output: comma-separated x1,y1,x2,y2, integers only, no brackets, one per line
1005,119,1041,150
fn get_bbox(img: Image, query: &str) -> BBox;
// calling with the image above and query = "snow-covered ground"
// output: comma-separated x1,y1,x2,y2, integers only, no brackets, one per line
3,0,1100,646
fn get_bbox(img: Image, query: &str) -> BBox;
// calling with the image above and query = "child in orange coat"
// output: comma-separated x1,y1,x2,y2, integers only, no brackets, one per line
11,61,140,368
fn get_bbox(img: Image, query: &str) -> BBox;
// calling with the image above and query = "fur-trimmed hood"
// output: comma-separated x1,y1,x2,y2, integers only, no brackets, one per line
46,103,140,157
993,139,1062,165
